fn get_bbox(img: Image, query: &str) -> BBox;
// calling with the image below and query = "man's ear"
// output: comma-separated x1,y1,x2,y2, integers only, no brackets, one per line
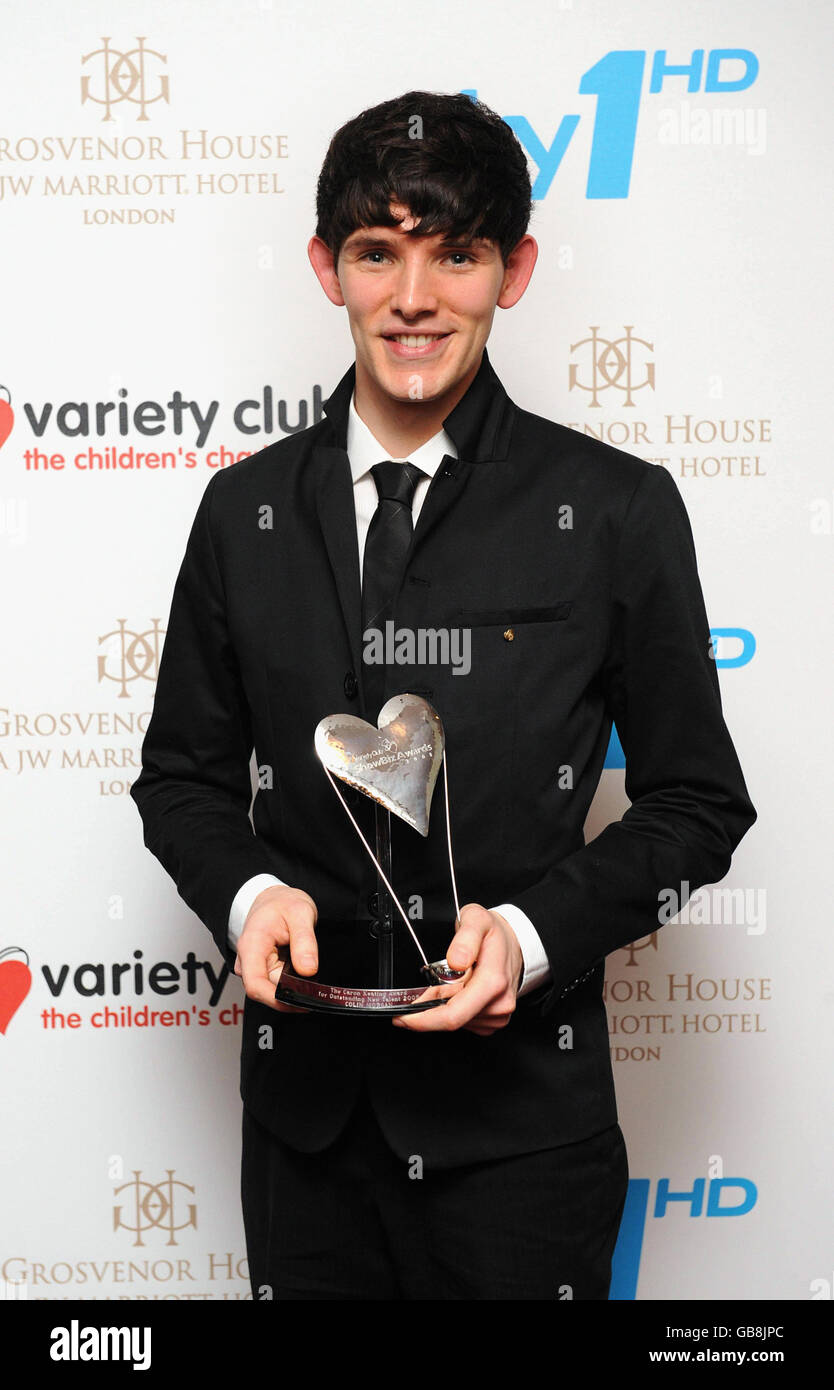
308,235,346,306
496,235,539,311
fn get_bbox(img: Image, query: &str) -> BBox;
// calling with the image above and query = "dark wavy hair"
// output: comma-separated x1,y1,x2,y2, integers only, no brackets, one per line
314,90,532,268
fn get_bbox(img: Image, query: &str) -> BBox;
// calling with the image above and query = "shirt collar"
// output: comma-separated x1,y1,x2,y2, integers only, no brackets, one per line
346,390,458,485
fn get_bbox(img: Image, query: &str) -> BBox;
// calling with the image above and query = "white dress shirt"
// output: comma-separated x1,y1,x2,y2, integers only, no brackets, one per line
227,390,552,996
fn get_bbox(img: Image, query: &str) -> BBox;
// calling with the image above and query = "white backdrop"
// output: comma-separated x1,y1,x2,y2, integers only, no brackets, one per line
1,0,831,1301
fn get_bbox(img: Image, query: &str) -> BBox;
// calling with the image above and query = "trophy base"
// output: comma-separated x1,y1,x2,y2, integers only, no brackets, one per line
275,960,464,1016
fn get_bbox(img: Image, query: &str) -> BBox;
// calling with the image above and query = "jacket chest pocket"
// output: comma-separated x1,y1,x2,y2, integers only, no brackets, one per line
458,602,572,633
456,604,573,669
448,599,574,724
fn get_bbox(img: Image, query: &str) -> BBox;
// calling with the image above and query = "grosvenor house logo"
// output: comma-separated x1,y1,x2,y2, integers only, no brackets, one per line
1,618,165,795
604,927,771,1067
113,1170,196,1248
81,37,169,123
98,619,164,698
565,325,773,482
570,325,656,409
0,32,289,227
4,1164,253,1300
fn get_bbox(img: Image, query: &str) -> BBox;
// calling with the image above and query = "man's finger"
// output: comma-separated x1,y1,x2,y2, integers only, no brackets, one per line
287,907,319,975
445,903,491,970
268,959,310,1013
237,931,289,1009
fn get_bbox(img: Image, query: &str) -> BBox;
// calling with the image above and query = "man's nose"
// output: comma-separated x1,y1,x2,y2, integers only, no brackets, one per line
388,261,439,316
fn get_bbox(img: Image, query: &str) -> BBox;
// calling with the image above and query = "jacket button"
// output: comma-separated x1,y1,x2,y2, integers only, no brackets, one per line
343,670,358,699
367,891,380,916
503,628,515,642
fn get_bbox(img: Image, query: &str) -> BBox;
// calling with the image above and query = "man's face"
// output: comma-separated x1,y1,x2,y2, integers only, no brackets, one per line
327,203,510,406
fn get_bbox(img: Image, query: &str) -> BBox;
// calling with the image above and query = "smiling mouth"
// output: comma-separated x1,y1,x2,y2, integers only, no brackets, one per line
382,332,452,347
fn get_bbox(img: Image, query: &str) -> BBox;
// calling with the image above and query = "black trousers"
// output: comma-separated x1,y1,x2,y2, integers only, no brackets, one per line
241,1081,629,1301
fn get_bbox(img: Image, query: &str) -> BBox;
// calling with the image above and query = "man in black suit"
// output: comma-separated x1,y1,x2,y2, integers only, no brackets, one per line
131,90,756,1300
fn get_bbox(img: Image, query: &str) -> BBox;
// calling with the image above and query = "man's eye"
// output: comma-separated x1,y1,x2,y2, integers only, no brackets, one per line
447,252,473,265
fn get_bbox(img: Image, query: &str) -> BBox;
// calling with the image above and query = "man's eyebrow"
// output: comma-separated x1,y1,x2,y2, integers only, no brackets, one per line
439,236,490,249
342,230,490,252
342,232,398,251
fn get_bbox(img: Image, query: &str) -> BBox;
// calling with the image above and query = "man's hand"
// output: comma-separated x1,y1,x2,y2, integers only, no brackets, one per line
233,884,318,1012
392,902,524,1036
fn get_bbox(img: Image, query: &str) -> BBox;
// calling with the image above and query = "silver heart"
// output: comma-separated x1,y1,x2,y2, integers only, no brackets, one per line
314,693,445,836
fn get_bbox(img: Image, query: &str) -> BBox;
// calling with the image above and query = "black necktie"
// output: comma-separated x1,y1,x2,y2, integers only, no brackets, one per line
361,460,424,717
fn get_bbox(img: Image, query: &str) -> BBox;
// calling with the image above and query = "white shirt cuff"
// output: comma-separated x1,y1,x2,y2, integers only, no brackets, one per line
228,873,285,948
491,902,552,997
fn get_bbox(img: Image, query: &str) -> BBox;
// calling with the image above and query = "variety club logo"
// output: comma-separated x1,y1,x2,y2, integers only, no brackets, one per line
0,947,31,1034
0,379,322,461
0,946,240,1036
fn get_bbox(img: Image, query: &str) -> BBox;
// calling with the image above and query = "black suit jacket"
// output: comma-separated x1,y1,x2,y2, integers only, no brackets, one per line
130,346,756,1167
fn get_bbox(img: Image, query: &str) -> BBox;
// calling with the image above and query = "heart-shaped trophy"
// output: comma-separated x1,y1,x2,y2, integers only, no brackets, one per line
274,693,466,1015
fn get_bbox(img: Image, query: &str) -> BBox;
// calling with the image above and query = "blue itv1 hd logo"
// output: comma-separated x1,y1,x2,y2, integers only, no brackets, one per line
463,47,759,200
610,1173,758,1300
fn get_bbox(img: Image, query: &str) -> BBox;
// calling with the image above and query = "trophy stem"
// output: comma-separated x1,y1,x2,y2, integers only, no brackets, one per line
374,806,394,988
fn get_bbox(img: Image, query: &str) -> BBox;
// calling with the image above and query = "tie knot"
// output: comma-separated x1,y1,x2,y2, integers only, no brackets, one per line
370,460,423,507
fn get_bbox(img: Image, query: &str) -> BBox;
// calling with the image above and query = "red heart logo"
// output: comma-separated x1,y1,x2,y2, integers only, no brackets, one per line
0,388,14,451
0,948,32,1034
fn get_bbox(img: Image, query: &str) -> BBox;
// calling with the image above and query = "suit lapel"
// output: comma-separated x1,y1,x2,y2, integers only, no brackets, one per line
410,455,475,556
